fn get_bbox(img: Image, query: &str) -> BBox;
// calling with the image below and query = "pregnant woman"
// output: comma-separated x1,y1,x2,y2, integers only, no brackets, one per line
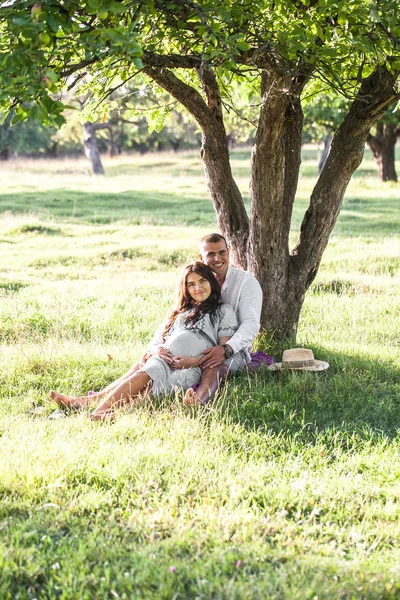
50,262,240,421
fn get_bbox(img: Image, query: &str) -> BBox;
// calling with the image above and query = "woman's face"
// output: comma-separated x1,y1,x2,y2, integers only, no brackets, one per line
186,271,212,303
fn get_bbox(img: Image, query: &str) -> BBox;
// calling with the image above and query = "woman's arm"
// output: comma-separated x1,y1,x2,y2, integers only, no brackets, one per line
172,336,231,369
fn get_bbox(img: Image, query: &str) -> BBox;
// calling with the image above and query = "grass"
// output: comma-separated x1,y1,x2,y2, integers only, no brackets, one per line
0,147,399,599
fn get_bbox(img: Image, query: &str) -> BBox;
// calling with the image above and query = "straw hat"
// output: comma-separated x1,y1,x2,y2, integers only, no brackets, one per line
268,348,329,372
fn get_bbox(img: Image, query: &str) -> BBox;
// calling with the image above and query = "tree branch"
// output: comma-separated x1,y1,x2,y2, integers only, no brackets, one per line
143,65,211,130
61,57,101,78
143,52,203,70
292,65,399,289
143,64,249,264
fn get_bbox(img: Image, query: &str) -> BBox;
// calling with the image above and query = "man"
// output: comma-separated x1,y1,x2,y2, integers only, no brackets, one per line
182,233,262,405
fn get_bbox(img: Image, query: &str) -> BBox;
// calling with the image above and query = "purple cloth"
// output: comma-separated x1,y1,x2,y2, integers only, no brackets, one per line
248,350,274,368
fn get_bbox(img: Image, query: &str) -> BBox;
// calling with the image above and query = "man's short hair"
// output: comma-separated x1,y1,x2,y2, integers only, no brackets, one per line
199,233,228,247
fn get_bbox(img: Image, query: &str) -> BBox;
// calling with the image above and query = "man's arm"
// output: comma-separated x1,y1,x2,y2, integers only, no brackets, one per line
224,275,262,354
199,276,262,369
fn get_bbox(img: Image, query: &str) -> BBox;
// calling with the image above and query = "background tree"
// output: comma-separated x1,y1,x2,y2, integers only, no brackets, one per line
366,112,400,182
0,113,57,159
1,0,399,338
303,94,348,173
304,94,400,180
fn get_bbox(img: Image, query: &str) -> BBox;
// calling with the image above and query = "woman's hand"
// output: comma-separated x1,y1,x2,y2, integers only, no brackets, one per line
155,346,175,365
171,355,199,369
138,351,151,368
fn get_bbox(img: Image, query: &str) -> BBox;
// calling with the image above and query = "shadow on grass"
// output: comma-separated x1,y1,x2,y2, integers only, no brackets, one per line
2,186,399,237
225,346,400,444
0,189,216,226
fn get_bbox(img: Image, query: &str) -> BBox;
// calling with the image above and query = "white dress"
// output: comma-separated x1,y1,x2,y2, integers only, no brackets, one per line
140,303,239,396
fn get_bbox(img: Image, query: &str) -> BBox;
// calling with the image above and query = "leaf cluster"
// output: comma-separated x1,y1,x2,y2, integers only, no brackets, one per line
0,0,399,124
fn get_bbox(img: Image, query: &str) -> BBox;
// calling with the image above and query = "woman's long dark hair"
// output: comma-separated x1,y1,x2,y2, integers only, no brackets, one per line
162,262,222,339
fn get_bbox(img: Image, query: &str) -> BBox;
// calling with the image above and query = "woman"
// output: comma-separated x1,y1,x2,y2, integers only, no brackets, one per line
50,262,239,421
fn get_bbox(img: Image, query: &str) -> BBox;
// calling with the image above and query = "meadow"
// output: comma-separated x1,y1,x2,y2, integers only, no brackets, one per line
0,147,399,599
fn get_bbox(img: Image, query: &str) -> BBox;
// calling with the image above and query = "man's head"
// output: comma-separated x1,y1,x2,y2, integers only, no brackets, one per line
199,233,230,281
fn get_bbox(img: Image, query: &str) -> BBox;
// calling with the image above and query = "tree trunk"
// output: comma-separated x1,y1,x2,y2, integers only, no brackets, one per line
108,129,116,157
248,70,309,338
0,147,10,160
143,61,398,339
367,122,399,182
283,66,398,335
199,67,249,267
45,141,58,158
83,122,105,175
249,65,397,338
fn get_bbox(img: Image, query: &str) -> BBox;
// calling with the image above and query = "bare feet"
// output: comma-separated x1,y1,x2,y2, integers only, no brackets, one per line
87,410,115,423
183,387,203,406
49,390,94,410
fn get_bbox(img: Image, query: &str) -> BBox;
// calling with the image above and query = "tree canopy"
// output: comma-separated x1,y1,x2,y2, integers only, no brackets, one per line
1,0,399,337
1,0,399,125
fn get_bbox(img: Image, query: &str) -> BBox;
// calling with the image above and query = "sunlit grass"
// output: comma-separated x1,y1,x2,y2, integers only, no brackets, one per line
0,147,399,599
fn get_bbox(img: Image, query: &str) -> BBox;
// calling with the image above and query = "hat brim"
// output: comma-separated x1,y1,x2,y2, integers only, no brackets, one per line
268,360,329,372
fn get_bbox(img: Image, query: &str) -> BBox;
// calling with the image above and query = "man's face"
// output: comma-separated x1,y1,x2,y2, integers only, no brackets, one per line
199,240,230,279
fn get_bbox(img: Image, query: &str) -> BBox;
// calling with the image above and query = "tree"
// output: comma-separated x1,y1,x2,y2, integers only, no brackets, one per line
367,113,400,182
303,94,348,173
0,113,57,159
1,0,399,338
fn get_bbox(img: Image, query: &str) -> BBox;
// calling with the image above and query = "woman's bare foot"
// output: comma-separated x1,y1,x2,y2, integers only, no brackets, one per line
183,388,203,406
49,390,94,410
87,410,115,423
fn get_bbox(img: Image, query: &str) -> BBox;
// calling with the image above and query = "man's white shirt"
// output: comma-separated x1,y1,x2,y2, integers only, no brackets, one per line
220,266,262,359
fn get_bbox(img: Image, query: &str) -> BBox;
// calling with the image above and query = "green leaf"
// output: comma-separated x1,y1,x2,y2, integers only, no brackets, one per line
86,0,100,14
133,56,144,69
11,111,26,126
109,2,126,14
54,113,66,127
0,111,9,126
44,69,58,84
236,41,250,51
47,15,60,33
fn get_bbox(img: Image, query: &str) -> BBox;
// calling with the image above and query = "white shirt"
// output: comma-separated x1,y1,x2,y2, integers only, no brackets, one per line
220,266,262,357
147,266,262,358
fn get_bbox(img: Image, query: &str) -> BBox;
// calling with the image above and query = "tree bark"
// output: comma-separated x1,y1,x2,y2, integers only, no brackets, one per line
247,68,310,338
0,147,10,160
367,121,399,182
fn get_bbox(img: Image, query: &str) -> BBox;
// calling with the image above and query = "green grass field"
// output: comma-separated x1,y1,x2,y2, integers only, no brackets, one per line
0,147,399,599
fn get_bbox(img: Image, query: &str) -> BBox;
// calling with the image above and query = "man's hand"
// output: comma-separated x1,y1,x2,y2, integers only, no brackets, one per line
198,345,226,370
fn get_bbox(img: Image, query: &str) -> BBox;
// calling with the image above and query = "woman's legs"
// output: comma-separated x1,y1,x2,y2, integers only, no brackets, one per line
183,365,228,406
89,371,152,421
49,363,142,409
